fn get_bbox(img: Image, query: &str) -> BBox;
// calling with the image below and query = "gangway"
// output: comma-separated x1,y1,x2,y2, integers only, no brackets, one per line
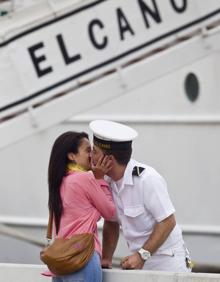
0,0,220,149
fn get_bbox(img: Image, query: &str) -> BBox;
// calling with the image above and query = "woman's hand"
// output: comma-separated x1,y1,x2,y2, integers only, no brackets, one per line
92,155,113,179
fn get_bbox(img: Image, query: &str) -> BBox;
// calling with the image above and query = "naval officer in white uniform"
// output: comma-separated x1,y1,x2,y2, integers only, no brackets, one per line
89,120,192,272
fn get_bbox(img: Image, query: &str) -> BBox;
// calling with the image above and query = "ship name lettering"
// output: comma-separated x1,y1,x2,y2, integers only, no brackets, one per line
27,0,188,78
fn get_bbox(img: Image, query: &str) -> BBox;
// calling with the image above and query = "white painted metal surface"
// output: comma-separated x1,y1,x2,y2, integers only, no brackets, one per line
1,0,220,148
1,264,220,282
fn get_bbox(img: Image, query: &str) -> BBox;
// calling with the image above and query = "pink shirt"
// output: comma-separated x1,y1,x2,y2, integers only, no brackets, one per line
43,171,115,276
58,170,115,255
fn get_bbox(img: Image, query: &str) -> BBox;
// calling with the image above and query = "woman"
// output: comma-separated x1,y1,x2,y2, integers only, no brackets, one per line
44,131,115,282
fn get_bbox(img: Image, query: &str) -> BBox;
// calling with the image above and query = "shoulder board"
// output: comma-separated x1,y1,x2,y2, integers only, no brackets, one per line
132,166,145,176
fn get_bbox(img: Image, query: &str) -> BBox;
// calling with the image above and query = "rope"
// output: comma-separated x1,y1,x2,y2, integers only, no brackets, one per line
0,223,44,247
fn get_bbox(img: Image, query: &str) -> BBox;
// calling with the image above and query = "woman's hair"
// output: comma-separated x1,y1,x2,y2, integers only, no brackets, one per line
48,131,89,234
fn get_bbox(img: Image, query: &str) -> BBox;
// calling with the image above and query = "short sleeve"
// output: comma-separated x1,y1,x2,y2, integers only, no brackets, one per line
143,174,175,222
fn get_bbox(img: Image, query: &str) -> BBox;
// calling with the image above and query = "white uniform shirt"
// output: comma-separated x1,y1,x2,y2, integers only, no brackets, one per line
107,159,183,253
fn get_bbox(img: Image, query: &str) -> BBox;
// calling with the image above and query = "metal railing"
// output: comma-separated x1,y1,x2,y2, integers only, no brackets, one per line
0,0,12,16
0,0,49,16
0,0,83,14
0,223,45,247
1,221,220,273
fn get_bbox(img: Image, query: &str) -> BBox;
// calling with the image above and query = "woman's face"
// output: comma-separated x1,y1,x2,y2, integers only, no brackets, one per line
72,138,91,170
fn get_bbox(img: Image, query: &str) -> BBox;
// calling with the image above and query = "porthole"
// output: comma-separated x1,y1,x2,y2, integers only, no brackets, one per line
184,73,199,102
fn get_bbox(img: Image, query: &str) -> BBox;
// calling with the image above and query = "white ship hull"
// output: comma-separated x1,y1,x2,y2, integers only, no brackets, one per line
0,0,220,270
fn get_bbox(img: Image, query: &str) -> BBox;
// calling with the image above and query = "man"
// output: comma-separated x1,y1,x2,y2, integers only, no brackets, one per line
89,119,192,272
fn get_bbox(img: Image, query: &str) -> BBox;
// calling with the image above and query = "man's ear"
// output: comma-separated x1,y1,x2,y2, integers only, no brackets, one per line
67,152,75,162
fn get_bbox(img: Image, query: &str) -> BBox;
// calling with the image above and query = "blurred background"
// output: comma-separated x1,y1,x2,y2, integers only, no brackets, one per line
0,0,220,272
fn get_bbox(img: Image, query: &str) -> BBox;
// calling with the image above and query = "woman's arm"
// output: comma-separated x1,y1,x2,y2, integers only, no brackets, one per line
86,175,115,220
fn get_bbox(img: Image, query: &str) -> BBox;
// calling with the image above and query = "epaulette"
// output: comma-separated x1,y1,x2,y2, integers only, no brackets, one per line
132,166,145,176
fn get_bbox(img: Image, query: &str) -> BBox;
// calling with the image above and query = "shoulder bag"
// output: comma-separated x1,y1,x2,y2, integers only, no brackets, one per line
40,212,95,275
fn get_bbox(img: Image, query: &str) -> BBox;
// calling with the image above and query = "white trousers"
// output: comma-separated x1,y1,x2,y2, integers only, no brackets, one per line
143,242,192,272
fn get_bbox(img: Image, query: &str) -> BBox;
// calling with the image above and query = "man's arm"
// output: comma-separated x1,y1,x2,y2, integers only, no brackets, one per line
102,220,120,268
121,214,176,269
142,213,176,253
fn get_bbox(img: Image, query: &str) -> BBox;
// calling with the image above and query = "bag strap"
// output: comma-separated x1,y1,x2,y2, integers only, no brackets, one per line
46,211,53,241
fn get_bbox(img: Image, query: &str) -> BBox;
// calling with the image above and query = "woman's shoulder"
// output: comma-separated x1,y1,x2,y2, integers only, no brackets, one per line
66,171,94,184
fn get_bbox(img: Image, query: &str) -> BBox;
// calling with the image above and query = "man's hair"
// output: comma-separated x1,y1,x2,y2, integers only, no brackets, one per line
103,147,132,165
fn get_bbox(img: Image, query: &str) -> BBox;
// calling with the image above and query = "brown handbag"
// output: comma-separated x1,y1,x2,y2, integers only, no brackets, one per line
40,212,95,276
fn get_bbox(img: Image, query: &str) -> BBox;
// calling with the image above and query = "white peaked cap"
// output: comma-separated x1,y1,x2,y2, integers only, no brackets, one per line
89,120,138,142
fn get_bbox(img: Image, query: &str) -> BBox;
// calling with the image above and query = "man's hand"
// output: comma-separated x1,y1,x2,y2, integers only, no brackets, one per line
101,258,112,269
120,252,145,270
92,155,113,179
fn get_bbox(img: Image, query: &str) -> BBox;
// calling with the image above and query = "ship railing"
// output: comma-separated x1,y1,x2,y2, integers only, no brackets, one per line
1,223,220,274
0,0,88,16
1,218,220,273
0,264,220,282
